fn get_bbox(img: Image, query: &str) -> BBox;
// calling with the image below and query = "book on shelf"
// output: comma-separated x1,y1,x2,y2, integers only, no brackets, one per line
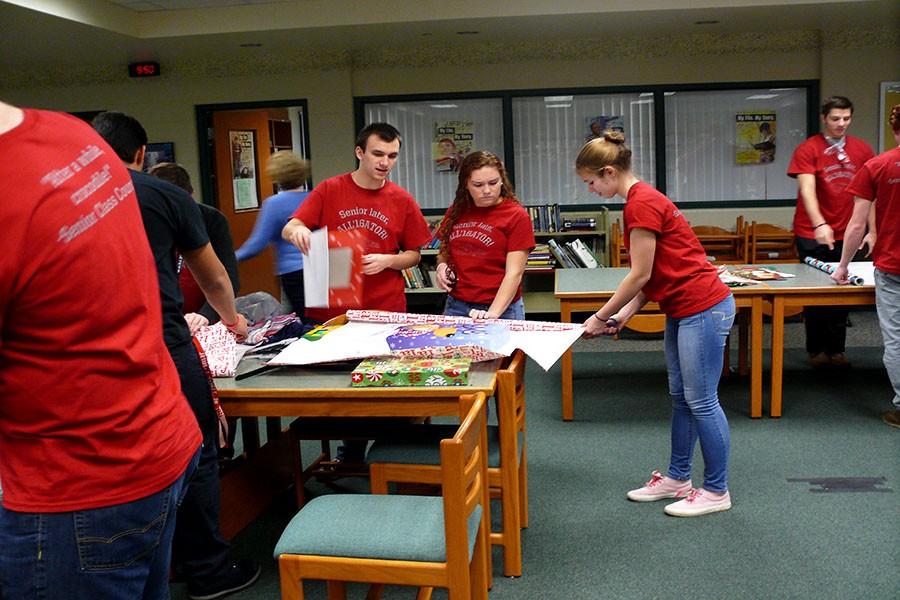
567,238,600,268
403,264,436,289
547,239,578,268
561,216,597,231
526,203,561,233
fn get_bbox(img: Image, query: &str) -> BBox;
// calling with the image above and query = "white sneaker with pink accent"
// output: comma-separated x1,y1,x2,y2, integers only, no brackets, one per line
626,470,692,502
664,488,732,517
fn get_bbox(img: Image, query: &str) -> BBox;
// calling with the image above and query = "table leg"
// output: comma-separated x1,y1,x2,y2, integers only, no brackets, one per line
561,302,574,421
751,296,763,418
738,308,749,377
770,297,785,418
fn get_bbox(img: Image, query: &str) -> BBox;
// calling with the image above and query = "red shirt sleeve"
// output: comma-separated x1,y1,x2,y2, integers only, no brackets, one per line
787,140,816,177
292,180,327,228
399,196,433,250
506,205,536,252
845,161,877,202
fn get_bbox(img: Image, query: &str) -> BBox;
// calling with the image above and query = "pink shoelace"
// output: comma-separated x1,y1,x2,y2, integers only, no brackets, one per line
683,488,703,503
644,470,664,487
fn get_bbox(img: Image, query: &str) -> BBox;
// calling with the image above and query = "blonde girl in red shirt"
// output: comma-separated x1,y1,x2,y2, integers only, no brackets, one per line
576,131,736,517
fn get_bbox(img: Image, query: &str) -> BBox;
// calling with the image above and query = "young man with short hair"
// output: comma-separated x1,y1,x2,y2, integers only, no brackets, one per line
283,122,432,463
788,95,875,369
93,112,259,600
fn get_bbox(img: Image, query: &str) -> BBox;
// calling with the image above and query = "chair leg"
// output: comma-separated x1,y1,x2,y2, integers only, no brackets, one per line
519,442,529,529
499,468,522,577
278,560,304,600
415,587,434,600
365,584,384,599
470,528,488,600
326,580,347,600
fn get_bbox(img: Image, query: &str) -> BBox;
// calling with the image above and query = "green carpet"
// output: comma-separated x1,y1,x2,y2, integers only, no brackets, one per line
171,347,899,599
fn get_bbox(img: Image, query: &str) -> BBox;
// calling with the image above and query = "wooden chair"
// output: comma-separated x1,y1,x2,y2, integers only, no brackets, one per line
747,222,798,263
366,350,528,577
275,392,490,600
691,217,746,264
609,219,629,267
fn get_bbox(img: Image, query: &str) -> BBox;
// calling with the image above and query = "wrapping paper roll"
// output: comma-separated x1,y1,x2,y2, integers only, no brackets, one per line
804,256,864,286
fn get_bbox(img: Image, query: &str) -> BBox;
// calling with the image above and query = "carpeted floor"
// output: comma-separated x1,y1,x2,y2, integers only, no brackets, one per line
171,311,899,599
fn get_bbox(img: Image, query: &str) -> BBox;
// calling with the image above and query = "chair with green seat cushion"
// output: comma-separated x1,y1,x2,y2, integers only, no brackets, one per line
275,392,490,600
368,350,528,578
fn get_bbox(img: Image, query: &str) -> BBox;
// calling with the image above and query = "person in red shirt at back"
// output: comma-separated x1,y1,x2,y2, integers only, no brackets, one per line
788,95,875,369
832,104,900,429
576,131,736,517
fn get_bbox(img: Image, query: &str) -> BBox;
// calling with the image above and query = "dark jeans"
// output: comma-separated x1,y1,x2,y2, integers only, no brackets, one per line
168,342,231,586
280,270,305,318
0,448,199,600
796,237,849,355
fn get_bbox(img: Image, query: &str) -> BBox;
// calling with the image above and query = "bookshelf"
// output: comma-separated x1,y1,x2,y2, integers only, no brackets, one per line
523,208,608,316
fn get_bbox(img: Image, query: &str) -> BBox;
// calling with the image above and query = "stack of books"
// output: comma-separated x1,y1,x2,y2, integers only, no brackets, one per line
547,238,600,269
526,243,556,271
526,203,562,233
561,216,597,231
402,265,435,289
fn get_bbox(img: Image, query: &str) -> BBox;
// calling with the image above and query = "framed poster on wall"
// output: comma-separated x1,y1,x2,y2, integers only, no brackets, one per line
880,81,900,153
143,142,175,172
229,129,260,211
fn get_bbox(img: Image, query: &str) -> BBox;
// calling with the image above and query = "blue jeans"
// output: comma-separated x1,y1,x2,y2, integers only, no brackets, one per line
444,295,525,320
664,295,735,493
0,448,199,600
874,269,900,409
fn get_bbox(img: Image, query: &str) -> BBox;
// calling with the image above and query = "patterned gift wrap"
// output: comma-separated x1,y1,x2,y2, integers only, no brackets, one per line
350,357,472,387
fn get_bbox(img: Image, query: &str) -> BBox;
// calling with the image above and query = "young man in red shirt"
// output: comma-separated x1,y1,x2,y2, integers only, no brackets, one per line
0,101,201,599
831,104,900,428
283,122,432,464
788,95,875,369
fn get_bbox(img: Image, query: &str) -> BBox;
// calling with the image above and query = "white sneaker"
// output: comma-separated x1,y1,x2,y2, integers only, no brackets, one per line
664,488,732,517
626,470,692,502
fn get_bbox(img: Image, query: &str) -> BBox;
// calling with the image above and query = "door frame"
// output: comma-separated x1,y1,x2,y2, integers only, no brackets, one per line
195,98,312,208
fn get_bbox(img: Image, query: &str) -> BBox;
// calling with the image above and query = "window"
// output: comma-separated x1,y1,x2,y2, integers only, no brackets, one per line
664,86,808,203
512,92,655,205
362,97,504,210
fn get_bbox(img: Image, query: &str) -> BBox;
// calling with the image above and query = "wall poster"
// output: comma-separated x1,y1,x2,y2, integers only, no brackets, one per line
229,129,259,211
735,111,776,165
432,121,474,172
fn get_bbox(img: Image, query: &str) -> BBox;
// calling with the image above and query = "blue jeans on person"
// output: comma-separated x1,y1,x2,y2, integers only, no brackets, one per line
874,269,900,409
444,295,525,320
0,447,199,600
664,295,735,493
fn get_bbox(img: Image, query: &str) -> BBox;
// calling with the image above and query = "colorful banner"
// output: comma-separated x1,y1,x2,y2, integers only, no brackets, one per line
735,112,776,165
432,121,474,172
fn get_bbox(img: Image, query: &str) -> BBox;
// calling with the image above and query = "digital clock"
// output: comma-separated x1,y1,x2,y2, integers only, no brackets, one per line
128,62,160,78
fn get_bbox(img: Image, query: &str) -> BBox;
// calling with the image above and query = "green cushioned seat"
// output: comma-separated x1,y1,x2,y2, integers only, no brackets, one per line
274,495,482,563
366,425,522,468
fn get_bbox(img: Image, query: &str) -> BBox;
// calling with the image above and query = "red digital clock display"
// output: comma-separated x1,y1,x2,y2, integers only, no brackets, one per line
128,62,160,78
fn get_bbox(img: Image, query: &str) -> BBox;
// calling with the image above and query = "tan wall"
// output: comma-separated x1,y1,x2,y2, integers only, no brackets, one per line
4,29,897,231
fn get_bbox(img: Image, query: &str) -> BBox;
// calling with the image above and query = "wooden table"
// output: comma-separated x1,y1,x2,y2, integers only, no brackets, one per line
213,358,502,536
758,263,875,417
555,268,766,420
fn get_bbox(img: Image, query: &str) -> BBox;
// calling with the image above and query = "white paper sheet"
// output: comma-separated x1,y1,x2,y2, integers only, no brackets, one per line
826,261,875,285
303,227,329,308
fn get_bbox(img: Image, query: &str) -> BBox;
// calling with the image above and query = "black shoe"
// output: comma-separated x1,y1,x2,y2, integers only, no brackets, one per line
187,559,261,600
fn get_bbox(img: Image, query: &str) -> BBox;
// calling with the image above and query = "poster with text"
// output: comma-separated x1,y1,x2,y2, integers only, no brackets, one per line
432,121,474,172
229,130,259,210
585,116,624,141
735,112,776,165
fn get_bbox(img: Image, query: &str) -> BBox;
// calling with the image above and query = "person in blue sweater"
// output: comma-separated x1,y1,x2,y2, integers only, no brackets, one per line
236,151,310,317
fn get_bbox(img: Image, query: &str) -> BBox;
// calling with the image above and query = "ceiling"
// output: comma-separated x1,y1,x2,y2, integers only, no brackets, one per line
1,0,898,76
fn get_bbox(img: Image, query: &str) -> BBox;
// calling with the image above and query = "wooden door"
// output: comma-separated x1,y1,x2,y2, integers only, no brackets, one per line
212,109,281,300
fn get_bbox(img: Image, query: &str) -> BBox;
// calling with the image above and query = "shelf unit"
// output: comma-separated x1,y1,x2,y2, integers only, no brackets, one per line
523,209,608,316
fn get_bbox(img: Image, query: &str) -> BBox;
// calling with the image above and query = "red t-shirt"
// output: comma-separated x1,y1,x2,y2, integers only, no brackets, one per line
788,134,875,240
0,109,201,512
292,173,432,322
845,147,900,275
624,182,730,318
444,199,536,305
